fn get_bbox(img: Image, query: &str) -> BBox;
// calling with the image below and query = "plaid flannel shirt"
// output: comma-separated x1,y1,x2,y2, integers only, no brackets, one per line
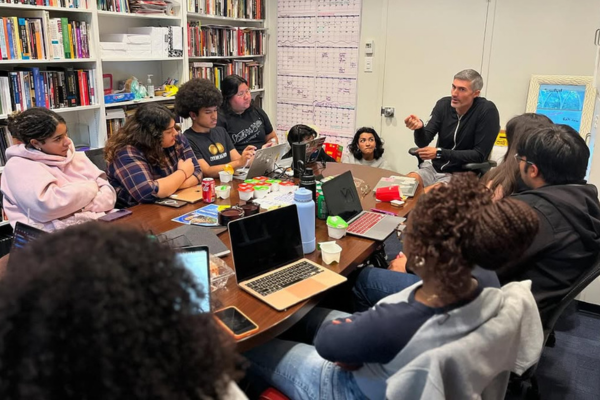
108,134,202,207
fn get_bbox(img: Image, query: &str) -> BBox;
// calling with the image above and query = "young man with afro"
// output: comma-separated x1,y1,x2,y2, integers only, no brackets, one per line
175,78,255,178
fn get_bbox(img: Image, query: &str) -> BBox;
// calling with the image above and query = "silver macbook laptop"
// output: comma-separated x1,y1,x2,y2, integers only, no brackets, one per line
228,205,346,311
233,143,289,180
322,171,405,241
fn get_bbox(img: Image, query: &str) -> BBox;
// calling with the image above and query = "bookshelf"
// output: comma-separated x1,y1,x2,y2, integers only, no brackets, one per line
0,0,268,164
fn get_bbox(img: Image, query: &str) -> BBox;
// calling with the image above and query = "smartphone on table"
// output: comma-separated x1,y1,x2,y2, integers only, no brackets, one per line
214,306,259,340
98,209,132,222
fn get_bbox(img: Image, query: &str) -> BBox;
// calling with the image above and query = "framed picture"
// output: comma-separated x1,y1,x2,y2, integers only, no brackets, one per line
525,75,595,135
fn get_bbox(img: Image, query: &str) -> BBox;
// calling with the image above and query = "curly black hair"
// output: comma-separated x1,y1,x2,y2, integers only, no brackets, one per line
175,78,223,119
0,222,240,400
7,107,66,148
347,127,384,160
404,173,538,302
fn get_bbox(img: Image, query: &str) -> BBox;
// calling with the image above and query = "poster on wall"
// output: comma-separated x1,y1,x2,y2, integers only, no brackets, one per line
276,0,362,151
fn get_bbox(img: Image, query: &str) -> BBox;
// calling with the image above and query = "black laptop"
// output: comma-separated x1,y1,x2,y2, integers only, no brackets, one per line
10,222,47,253
321,171,405,241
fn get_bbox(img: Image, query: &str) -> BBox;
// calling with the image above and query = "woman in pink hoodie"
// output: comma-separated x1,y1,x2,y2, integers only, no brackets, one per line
0,108,117,231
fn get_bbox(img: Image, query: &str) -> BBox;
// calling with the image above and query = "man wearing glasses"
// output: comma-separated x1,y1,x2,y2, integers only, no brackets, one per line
499,124,600,324
404,69,499,189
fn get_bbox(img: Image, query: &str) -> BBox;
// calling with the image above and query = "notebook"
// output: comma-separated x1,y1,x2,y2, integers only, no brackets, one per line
10,222,47,253
159,225,230,257
233,143,289,180
175,245,211,313
170,185,204,203
228,205,346,311
321,171,405,241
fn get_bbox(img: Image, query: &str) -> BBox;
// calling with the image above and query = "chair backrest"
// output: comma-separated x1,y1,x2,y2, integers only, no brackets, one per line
85,148,107,172
543,252,600,335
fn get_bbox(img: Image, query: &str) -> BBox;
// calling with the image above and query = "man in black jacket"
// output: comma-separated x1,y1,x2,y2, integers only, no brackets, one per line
404,69,500,188
499,124,600,325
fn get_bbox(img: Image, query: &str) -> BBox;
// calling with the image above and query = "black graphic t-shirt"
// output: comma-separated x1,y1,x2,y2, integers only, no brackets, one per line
184,126,235,166
217,106,274,152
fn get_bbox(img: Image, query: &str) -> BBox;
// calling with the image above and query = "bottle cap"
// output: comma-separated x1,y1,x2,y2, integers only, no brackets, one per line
303,167,314,177
294,187,313,202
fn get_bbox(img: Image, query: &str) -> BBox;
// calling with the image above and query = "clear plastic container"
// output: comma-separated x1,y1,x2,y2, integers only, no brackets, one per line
219,170,232,183
321,242,342,265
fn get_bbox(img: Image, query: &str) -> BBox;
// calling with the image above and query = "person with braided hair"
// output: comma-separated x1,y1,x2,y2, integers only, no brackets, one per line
242,174,540,400
0,108,116,231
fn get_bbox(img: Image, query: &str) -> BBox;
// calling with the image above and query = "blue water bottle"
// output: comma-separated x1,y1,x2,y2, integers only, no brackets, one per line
294,188,316,254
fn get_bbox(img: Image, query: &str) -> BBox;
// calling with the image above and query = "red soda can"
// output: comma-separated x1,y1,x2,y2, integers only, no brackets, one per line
202,178,216,203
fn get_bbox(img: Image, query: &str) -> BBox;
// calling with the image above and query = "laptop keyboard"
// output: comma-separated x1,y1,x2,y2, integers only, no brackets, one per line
246,261,323,297
348,212,384,235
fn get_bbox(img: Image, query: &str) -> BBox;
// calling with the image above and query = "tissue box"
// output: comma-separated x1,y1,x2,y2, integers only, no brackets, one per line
104,92,135,104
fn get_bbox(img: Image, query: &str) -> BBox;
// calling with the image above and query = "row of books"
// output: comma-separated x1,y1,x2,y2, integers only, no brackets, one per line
0,67,97,114
187,0,263,20
187,23,264,57
0,0,88,8
97,0,177,15
0,15,90,60
190,59,262,90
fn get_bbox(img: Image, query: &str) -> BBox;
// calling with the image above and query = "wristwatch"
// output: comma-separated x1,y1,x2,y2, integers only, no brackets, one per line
436,148,443,159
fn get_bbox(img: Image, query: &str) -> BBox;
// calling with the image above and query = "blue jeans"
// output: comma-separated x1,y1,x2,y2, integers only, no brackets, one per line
352,267,421,311
244,308,368,400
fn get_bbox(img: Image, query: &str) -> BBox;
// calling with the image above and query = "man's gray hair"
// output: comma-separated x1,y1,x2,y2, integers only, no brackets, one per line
454,69,483,92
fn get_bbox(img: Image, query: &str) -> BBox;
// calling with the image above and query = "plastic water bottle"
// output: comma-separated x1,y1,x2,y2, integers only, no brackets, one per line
294,188,316,254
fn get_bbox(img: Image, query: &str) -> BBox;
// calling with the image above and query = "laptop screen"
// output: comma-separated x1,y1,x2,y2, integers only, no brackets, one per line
10,222,47,253
321,171,363,222
175,246,211,313
229,205,304,282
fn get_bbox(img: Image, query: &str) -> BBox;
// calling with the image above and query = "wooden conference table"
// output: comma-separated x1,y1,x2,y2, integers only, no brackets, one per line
120,163,423,351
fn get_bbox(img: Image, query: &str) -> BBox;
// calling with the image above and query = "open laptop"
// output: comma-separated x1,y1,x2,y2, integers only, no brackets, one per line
228,205,347,311
10,222,47,253
170,185,204,203
233,143,289,180
322,171,405,241
175,245,212,313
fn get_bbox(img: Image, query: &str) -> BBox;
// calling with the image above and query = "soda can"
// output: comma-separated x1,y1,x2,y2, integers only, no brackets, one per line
202,178,216,203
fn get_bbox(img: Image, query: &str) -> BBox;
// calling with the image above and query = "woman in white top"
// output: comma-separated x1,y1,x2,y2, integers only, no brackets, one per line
342,127,390,170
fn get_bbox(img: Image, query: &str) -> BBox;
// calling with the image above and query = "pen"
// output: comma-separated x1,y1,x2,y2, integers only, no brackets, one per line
371,208,397,216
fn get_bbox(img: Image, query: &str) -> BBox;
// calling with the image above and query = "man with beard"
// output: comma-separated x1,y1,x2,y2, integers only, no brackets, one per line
499,124,600,324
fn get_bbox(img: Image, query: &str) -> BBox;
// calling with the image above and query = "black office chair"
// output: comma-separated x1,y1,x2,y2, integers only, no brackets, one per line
85,148,107,172
508,255,600,399
408,147,497,177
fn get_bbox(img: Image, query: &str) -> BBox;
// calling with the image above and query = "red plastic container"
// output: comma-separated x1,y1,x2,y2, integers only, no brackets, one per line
375,185,401,202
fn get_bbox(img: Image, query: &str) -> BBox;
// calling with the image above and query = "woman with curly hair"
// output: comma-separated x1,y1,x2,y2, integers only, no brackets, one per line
175,78,255,178
482,113,553,200
217,75,278,152
0,108,116,231
243,174,539,400
342,127,391,170
0,222,244,400
105,103,202,207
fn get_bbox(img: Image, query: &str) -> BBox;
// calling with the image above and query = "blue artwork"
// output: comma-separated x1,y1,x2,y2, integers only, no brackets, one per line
535,84,586,132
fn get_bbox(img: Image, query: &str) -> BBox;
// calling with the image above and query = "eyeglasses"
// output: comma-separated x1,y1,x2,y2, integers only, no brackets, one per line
235,90,251,97
514,153,534,165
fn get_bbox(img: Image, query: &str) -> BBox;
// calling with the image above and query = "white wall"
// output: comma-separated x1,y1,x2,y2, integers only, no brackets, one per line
354,0,600,171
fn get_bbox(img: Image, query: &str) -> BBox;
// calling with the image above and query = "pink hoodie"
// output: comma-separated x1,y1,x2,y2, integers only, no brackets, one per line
1,140,117,231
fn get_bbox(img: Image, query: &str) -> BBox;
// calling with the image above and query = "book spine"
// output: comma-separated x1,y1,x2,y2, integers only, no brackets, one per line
18,18,30,59
60,18,70,59
0,19,7,60
67,22,74,59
